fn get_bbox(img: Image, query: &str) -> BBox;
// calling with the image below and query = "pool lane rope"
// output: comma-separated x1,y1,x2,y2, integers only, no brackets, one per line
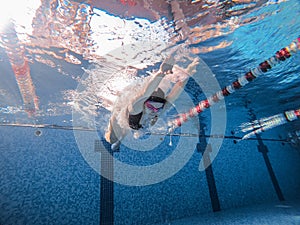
238,108,300,140
0,123,290,143
168,36,300,133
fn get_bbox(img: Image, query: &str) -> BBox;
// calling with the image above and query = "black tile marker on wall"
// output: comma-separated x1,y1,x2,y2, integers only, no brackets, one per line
95,139,115,225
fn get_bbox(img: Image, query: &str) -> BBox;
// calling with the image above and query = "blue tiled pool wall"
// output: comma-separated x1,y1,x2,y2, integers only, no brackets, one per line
1,110,300,225
0,127,100,225
113,111,300,224
154,200,300,225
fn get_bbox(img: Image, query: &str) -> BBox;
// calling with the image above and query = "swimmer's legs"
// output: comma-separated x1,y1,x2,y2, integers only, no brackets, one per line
105,116,125,150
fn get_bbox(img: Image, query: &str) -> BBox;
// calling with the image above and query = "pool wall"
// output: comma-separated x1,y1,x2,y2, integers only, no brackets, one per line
0,117,299,225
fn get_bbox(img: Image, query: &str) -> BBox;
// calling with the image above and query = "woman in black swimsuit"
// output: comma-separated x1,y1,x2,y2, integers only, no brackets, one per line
105,55,199,150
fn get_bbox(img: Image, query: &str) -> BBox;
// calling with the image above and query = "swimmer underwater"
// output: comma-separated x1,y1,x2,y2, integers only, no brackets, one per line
105,54,199,150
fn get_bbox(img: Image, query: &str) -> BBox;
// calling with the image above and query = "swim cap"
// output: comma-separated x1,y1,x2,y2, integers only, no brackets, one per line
147,88,166,103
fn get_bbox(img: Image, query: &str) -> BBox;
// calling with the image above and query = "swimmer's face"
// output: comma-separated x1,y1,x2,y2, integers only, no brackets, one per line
145,101,164,113
144,101,164,125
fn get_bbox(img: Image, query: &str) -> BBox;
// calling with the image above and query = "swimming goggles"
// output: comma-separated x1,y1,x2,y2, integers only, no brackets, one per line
145,101,164,113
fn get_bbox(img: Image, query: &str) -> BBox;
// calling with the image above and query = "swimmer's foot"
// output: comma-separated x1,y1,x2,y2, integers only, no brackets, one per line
111,140,121,151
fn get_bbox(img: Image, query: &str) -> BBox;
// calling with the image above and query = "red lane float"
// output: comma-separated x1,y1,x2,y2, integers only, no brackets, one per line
168,37,300,132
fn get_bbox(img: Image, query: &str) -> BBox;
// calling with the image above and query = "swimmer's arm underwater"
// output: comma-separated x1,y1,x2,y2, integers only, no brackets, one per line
128,55,175,115
128,71,164,114
164,58,199,109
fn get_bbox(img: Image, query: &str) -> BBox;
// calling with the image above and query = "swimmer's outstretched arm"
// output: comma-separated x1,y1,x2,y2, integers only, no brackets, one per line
128,55,175,114
165,58,199,107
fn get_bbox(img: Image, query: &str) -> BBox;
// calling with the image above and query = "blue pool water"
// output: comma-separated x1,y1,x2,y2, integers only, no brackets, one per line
1,0,300,224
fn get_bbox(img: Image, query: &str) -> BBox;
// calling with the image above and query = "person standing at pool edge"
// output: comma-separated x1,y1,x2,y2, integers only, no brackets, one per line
105,54,199,150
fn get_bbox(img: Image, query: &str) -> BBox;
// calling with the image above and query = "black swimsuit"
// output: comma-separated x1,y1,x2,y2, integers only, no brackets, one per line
128,112,143,130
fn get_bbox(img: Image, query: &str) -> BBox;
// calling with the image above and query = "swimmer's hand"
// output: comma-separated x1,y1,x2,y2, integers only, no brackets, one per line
111,140,121,151
160,54,175,74
185,58,199,75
